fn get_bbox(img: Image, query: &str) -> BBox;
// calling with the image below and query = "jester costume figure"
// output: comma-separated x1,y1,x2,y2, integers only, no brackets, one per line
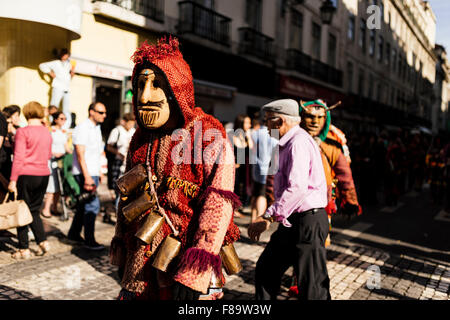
299,99,361,240
109,38,240,300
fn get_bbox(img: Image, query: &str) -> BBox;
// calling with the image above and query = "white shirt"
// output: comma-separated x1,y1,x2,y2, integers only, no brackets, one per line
39,59,72,91
50,126,69,155
107,125,135,173
72,118,104,177
107,125,135,158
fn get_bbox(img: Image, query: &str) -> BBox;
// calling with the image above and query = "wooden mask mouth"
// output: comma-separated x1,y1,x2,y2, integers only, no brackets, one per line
138,109,161,126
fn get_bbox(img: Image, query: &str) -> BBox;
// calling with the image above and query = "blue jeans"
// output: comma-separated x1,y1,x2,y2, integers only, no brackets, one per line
68,175,100,243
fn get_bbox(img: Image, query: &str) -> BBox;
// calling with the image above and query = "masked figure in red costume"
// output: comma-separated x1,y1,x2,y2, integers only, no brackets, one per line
109,37,241,300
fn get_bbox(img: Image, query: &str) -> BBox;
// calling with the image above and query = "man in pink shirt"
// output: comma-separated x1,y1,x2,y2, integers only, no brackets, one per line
248,99,330,300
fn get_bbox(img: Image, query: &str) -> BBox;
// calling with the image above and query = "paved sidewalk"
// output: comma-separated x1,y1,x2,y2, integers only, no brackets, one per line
0,183,449,300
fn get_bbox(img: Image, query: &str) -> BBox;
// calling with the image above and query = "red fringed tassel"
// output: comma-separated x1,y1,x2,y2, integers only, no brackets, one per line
198,186,242,210
177,248,222,276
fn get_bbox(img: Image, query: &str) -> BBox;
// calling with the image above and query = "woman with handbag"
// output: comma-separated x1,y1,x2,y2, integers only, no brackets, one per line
8,101,52,259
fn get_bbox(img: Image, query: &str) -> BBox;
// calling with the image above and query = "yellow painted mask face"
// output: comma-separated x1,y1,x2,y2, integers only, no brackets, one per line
301,106,326,137
136,68,171,129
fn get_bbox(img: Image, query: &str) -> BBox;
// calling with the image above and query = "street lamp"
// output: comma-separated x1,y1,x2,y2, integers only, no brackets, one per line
320,0,336,25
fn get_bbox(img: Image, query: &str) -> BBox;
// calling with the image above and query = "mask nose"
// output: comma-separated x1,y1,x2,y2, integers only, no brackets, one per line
140,79,165,105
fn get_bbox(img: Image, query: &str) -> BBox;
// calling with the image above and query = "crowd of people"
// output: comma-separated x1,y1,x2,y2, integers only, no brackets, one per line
0,101,136,257
346,128,450,209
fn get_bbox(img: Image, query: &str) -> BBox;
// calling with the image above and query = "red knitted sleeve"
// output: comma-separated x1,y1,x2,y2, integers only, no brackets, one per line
173,134,236,293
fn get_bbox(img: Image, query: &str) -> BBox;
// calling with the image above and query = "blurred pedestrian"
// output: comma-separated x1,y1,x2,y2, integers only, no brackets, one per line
359,133,377,205
7,101,52,259
249,99,330,300
41,111,72,218
47,105,58,124
39,48,75,129
67,101,107,250
0,111,8,202
249,117,278,223
106,112,135,208
0,105,22,181
426,136,445,205
233,114,253,212
385,132,404,206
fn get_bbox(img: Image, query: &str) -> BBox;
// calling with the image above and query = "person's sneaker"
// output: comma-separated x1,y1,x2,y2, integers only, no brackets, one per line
84,241,105,251
67,234,84,244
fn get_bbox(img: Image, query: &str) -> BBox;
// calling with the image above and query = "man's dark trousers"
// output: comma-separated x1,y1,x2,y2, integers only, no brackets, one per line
68,175,100,244
255,208,331,300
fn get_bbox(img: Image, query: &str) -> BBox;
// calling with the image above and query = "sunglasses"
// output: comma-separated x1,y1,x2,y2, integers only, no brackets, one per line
58,117,67,120
94,110,107,115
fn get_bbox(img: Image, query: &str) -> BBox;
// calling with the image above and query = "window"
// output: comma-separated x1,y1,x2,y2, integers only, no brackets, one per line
369,30,375,56
377,82,382,102
386,43,390,66
380,0,384,21
312,22,322,59
391,86,395,106
359,19,366,53
392,48,397,72
348,14,355,41
246,0,262,31
358,69,365,96
290,10,303,51
368,74,374,99
378,35,384,62
397,54,402,76
347,61,354,93
328,33,337,67
403,56,407,80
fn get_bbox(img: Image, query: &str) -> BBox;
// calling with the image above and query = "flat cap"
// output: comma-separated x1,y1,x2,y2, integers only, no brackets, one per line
262,99,299,117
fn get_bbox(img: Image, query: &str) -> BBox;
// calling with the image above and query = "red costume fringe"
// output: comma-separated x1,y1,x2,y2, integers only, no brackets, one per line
198,186,242,210
177,248,222,276
131,37,180,65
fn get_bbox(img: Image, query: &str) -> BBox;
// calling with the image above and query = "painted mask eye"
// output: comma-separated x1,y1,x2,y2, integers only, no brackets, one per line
138,79,145,90
153,79,160,88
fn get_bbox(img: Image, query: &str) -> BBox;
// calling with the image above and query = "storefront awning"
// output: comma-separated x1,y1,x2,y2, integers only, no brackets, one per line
0,0,83,39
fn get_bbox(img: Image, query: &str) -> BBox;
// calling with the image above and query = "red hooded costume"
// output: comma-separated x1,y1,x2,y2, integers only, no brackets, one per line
109,38,240,299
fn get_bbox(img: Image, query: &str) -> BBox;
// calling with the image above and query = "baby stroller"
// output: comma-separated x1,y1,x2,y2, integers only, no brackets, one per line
54,153,81,221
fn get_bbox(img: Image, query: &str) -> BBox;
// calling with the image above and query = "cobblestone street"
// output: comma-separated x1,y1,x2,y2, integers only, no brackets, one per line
0,183,449,300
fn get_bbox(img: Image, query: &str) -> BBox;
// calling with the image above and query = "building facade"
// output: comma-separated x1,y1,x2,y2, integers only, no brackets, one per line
0,0,446,135
434,44,450,132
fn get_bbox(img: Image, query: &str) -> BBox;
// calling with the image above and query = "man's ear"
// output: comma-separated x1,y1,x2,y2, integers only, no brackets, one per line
274,117,283,128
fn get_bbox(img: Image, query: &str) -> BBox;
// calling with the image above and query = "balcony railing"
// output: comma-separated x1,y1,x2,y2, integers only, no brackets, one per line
238,27,275,62
178,1,231,46
286,48,343,87
93,0,165,23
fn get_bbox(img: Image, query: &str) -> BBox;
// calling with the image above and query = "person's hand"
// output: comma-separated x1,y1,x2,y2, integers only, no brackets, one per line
340,203,361,218
248,217,271,242
99,174,106,184
198,291,224,300
172,282,201,300
117,153,125,161
49,71,56,79
8,181,17,194
84,176,95,191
